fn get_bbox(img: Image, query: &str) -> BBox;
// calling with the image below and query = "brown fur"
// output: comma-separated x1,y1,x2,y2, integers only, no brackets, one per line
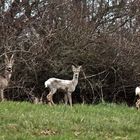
0,54,14,101
136,98,140,110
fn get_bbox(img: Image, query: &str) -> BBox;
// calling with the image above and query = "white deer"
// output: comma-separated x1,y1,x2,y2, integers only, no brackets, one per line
44,65,81,107
135,86,140,98
0,54,14,101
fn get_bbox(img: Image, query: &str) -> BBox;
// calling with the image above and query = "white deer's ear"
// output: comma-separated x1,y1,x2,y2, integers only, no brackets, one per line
72,65,76,71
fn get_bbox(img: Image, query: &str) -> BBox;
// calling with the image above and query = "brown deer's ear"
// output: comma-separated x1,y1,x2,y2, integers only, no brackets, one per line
78,66,82,70
4,53,9,63
10,54,14,64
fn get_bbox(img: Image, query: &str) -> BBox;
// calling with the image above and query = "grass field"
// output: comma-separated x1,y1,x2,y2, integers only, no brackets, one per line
0,102,140,140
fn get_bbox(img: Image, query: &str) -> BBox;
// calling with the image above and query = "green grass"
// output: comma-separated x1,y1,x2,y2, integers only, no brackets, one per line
0,102,140,140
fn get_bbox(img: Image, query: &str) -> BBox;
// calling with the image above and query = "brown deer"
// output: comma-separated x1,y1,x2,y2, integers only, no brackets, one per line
136,99,140,110
44,65,81,107
0,54,14,101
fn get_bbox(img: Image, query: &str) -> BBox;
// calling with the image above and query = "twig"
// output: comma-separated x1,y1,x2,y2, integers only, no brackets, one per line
80,70,107,80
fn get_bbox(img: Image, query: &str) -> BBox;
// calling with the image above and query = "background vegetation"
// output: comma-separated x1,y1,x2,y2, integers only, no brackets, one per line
0,0,140,105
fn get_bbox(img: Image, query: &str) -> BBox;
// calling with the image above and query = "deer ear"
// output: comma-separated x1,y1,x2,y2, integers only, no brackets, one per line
72,65,76,71
5,53,9,63
10,54,14,64
78,66,82,69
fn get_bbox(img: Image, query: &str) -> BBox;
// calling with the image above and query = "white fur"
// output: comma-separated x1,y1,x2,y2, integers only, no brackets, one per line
135,87,140,97
44,65,81,106
45,78,71,88
45,77,77,92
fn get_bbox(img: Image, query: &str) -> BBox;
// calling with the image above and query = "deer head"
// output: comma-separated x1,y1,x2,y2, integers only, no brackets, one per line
72,65,82,79
5,54,14,73
4,54,14,81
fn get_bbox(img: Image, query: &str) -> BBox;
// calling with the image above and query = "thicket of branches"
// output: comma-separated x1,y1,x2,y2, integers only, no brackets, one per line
0,0,140,105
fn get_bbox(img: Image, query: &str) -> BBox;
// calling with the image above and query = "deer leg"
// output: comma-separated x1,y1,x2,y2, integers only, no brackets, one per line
64,93,68,105
47,92,53,106
0,89,4,102
50,94,55,105
47,89,56,106
67,92,72,107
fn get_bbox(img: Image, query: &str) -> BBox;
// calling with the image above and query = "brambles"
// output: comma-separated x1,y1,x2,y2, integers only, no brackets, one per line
0,0,140,105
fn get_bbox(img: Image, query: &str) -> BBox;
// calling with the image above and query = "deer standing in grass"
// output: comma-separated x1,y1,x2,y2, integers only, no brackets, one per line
44,65,81,107
0,54,14,101
136,99,140,110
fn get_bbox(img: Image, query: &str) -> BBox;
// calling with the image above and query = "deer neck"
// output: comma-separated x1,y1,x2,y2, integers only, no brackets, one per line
72,73,79,86
4,71,12,82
